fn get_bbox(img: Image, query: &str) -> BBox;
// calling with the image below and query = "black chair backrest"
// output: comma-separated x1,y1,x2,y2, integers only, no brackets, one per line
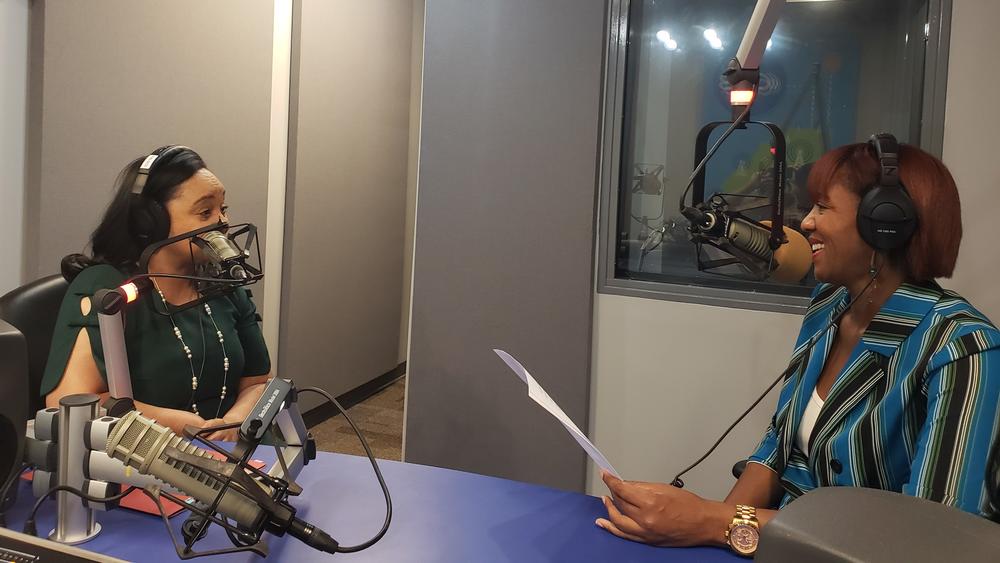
987,434,1000,523
0,275,69,415
0,319,28,509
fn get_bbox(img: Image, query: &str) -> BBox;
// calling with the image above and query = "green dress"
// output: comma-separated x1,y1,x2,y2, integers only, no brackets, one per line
40,265,271,418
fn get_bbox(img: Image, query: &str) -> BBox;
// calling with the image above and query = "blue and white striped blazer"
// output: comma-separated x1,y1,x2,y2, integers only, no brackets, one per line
749,281,1000,516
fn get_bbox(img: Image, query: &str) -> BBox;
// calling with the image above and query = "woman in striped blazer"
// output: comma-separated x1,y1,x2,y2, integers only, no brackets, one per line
596,140,1000,552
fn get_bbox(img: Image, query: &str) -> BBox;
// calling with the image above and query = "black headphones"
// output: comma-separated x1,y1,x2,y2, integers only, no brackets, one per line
856,133,918,251
128,145,190,243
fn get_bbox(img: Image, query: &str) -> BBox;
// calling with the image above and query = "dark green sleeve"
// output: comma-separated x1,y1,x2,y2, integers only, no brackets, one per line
230,288,271,377
39,265,127,397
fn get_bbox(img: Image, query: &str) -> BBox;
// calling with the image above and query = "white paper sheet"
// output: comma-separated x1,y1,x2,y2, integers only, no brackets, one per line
493,349,621,478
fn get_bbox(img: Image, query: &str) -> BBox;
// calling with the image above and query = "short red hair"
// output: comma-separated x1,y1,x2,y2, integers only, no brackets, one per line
806,142,962,281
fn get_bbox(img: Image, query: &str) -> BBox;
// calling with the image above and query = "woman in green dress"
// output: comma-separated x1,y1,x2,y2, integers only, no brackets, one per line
42,146,271,441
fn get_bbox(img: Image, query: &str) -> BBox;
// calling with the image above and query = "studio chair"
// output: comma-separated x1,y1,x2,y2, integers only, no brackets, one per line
756,487,1000,563
732,442,1000,560
0,275,68,514
755,440,1000,562
987,433,1000,523
732,459,748,479
0,274,70,415
0,320,29,512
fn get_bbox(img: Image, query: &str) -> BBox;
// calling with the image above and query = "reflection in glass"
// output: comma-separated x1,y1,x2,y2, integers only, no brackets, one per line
616,0,930,296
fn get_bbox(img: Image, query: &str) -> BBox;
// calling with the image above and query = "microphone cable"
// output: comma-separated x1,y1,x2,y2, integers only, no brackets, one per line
125,272,247,286
298,387,392,553
676,91,755,217
109,272,248,317
0,463,30,528
22,485,138,537
638,89,756,266
670,267,881,488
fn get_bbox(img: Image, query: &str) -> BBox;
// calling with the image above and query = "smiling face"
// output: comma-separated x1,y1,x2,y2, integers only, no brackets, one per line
800,182,873,286
159,168,229,265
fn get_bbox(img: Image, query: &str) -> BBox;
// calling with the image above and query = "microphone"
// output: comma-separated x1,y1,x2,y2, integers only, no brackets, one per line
105,411,340,554
683,206,811,283
194,230,250,281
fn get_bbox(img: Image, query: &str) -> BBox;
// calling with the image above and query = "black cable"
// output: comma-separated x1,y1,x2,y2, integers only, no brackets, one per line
22,485,137,536
670,268,881,488
638,92,756,264
128,272,246,286
0,463,30,527
677,90,756,215
299,387,392,553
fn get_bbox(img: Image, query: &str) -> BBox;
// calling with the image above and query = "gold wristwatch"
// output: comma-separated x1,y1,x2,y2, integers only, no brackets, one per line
725,504,760,557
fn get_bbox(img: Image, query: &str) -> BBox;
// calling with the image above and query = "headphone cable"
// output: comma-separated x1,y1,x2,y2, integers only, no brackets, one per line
670,270,881,488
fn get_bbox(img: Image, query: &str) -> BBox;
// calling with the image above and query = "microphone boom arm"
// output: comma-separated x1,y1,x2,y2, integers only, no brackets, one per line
692,120,787,250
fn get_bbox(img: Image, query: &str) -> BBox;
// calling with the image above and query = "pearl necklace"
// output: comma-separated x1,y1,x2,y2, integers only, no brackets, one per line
153,282,230,418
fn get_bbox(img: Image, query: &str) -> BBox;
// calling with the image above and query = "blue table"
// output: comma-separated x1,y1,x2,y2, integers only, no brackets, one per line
4,452,742,562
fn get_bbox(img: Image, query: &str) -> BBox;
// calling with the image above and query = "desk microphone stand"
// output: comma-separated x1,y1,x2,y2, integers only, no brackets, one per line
29,285,141,545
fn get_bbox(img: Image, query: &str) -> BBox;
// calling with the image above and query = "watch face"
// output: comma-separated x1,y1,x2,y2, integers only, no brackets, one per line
728,524,760,556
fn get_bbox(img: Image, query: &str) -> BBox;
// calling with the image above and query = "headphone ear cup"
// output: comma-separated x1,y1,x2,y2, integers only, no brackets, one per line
857,185,918,251
146,200,171,242
129,194,171,244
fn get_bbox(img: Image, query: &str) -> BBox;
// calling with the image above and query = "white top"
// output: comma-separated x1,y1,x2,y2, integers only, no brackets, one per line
796,388,825,455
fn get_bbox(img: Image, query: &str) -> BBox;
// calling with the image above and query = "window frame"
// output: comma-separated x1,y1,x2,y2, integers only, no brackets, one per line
596,0,953,314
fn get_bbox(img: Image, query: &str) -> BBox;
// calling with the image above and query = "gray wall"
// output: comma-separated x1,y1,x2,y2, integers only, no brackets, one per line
278,0,414,406
24,0,274,307
0,0,29,295
404,0,606,491
399,0,425,362
943,0,1000,322
588,294,801,499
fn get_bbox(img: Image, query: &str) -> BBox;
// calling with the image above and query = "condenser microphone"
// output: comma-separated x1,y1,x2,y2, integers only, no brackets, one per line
194,230,250,281
105,411,340,554
683,206,812,283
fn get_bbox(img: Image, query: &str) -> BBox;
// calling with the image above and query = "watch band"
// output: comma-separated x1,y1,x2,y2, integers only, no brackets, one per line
734,505,756,521
726,504,760,557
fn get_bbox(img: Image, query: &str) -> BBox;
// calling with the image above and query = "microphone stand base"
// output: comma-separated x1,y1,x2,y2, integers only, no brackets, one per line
48,522,101,546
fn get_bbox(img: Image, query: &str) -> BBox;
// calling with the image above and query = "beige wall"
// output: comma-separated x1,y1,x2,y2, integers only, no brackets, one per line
588,1,1000,499
24,0,274,306
0,0,29,294
278,0,414,406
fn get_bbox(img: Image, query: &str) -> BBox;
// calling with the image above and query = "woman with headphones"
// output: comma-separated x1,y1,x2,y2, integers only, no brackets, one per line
41,146,271,442
597,136,1000,557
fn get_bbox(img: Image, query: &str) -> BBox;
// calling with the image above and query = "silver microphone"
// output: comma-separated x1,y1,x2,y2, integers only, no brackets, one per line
687,209,812,282
105,411,342,554
105,411,268,529
195,230,249,280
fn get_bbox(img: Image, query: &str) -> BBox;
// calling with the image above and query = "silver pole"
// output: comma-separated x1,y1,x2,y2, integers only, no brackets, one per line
51,393,101,544
97,312,133,399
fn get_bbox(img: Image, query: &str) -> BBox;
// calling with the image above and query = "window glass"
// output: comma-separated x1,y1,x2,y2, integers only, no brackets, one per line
615,0,930,296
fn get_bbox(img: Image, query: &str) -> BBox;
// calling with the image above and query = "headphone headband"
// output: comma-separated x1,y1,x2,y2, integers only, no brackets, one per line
131,145,191,196
869,133,901,189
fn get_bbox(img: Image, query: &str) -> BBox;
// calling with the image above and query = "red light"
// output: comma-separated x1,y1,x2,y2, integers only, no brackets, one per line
120,283,139,303
769,147,776,155
730,89,754,105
